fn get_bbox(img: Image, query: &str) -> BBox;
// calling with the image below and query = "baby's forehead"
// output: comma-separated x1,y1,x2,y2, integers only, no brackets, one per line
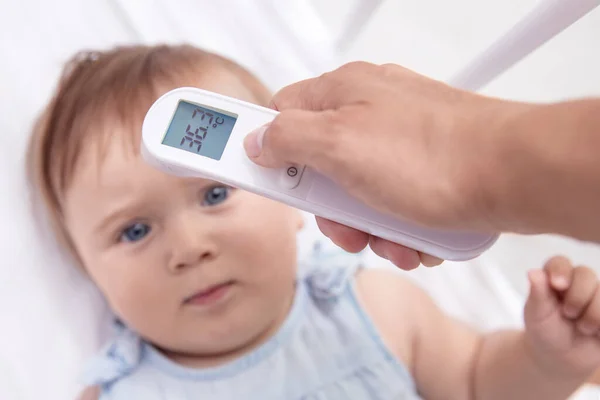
180,69,261,103
96,72,254,141
65,65,266,198
71,125,144,185
64,130,177,211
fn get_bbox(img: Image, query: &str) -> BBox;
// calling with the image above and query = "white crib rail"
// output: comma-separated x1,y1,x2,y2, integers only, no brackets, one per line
449,0,600,91
327,0,600,92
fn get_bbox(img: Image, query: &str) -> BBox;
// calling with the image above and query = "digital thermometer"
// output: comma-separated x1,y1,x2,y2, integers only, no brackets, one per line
141,87,498,261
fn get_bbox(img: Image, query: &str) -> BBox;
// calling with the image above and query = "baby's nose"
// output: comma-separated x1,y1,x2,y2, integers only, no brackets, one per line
167,218,219,272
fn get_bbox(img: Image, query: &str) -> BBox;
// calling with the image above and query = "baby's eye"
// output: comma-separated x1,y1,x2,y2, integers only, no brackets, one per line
202,186,230,206
120,222,151,243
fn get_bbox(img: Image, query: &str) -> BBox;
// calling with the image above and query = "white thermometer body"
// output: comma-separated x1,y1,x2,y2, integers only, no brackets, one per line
141,87,498,261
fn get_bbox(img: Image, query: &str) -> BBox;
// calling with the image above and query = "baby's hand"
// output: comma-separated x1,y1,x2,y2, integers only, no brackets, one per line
524,256,600,377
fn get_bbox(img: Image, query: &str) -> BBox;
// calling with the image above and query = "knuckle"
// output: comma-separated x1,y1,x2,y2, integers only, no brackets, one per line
338,60,374,74
566,290,588,309
323,62,375,87
545,255,572,272
379,63,403,77
319,70,345,89
269,94,285,111
319,69,341,87
272,82,303,110
310,72,349,109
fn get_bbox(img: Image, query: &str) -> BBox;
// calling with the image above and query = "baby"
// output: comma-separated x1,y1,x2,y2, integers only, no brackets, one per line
27,44,600,400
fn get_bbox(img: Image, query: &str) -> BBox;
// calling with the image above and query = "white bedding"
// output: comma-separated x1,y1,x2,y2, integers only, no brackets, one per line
2,1,600,399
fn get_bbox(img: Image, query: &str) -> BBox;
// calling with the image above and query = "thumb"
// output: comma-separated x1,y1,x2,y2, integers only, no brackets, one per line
243,109,338,171
524,269,559,325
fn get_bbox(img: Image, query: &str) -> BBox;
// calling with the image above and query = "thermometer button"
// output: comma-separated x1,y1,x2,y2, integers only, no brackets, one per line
281,164,305,189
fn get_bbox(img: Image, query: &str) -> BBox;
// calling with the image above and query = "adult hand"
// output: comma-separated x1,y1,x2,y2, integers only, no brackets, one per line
243,62,508,269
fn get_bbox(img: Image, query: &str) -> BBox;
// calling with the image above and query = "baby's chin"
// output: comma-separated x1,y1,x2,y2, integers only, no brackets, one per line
150,290,295,368
154,324,275,369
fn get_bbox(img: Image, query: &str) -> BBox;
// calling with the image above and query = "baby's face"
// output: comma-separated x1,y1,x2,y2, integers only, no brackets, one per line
63,79,303,361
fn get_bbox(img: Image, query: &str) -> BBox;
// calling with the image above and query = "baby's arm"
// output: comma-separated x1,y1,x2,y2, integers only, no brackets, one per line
356,258,600,400
355,268,482,399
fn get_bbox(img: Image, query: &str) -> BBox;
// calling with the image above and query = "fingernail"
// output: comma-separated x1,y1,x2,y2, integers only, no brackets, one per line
563,305,578,319
244,125,267,158
551,275,568,289
578,322,596,335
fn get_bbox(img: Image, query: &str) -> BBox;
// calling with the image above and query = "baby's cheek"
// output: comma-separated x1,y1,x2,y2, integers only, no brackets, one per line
103,281,142,321
102,276,157,325
248,228,297,280
225,196,298,271
237,215,294,253
116,291,168,341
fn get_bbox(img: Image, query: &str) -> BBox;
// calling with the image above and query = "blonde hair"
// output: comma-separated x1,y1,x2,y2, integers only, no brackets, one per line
27,44,271,258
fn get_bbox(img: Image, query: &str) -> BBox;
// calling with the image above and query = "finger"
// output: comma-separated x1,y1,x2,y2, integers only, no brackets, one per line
270,75,336,111
243,109,340,170
563,266,598,320
419,253,444,267
270,61,378,111
315,217,369,253
543,256,574,291
524,269,559,324
369,236,421,271
367,235,389,261
269,76,323,111
576,283,600,335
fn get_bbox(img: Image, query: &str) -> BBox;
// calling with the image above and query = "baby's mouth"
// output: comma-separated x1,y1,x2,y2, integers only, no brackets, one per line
184,280,236,306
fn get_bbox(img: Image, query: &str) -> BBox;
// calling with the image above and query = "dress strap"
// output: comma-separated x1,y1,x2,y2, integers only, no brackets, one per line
301,239,365,300
81,320,143,388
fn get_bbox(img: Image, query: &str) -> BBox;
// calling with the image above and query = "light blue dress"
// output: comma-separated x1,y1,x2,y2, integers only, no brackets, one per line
83,243,422,399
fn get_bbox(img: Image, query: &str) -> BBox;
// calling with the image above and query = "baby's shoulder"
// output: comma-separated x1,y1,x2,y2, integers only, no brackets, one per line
300,242,425,367
352,268,426,367
353,267,425,309
300,242,422,317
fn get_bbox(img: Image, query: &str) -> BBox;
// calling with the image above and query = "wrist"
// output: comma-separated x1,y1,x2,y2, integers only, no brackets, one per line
466,98,600,237
453,96,535,232
523,330,593,382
